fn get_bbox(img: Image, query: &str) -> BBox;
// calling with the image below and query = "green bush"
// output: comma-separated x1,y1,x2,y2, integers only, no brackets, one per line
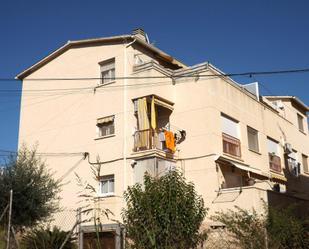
267,206,309,249
211,206,266,249
122,170,207,249
21,226,76,249
212,205,309,249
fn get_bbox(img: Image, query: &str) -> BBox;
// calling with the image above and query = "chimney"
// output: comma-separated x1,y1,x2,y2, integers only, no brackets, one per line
132,28,149,43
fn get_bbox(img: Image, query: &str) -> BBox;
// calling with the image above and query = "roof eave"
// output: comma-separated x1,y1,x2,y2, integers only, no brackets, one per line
131,37,186,68
16,35,132,80
16,34,186,80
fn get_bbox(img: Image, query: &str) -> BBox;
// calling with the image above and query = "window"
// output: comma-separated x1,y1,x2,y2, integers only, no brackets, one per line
99,58,115,84
96,116,115,137
267,137,281,172
247,126,259,152
267,137,279,156
287,149,300,176
302,154,308,173
221,114,241,157
297,113,304,132
99,175,114,196
221,114,239,138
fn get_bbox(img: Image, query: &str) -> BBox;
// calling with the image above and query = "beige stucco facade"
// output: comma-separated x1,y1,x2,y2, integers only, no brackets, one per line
17,30,309,230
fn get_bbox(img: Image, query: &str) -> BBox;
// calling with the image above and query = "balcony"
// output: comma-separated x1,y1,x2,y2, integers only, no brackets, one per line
222,133,241,158
133,95,177,153
133,129,165,152
269,153,281,172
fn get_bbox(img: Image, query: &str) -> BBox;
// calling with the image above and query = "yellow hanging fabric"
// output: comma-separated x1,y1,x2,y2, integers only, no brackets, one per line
137,98,150,148
142,97,149,129
137,98,150,130
151,96,156,129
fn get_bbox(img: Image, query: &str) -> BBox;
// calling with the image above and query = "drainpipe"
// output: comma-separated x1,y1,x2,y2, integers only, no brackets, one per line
123,38,136,196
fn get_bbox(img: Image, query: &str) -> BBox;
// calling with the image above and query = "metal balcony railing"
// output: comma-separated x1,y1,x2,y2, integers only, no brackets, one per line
133,129,163,152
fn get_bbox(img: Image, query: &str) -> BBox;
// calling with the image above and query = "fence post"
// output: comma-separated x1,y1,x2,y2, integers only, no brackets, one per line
11,226,20,249
6,190,13,249
59,220,79,249
77,208,83,249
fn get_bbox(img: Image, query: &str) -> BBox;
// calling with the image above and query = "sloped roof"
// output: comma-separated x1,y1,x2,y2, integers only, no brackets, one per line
16,34,186,80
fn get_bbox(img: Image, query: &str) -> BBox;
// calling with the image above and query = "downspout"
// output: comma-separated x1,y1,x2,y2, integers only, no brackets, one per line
123,38,136,196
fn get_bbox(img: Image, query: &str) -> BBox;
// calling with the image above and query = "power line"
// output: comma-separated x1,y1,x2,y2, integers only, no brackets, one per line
0,67,307,96
1,67,309,83
0,149,85,156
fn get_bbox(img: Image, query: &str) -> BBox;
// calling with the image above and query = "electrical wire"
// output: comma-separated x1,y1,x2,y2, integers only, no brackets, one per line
0,67,307,162
0,67,307,96
250,74,302,121
0,149,85,156
1,67,309,82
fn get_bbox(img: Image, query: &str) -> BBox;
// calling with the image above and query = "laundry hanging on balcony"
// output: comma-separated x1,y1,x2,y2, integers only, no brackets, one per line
151,95,156,129
164,130,175,152
137,97,150,129
137,98,150,148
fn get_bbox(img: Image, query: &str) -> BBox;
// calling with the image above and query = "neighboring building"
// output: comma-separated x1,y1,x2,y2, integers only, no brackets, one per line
17,29,309,245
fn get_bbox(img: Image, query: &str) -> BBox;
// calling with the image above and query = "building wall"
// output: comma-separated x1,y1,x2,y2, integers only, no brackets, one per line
18,41,309,227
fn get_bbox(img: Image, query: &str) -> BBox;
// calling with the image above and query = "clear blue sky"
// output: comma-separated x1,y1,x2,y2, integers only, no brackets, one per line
0,0,309,152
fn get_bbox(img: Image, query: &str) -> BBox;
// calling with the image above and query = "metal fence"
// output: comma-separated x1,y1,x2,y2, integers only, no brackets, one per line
1,192,307,249
0,190,80,249
0,199,122,249
0,202,278,249
0,190,18,249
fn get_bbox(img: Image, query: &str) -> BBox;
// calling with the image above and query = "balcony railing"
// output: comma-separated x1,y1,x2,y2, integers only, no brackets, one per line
133,129,164,152
269,153,281,172
222,133,241,158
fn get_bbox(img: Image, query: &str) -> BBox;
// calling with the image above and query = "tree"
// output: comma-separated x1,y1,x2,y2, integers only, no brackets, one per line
212,205,309,249
0,146,60,230
122,170,207,249
267,205,309,249
211,206,267,249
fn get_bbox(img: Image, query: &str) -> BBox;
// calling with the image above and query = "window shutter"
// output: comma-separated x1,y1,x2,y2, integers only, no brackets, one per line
100,60,115,72
221,115,239,138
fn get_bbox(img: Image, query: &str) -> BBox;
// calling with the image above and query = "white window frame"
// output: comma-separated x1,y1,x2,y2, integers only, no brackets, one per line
96,116,115,138
247,126,259,153
267,137,280,156
99,175,115,197
297,113,304,133
99,58,115,85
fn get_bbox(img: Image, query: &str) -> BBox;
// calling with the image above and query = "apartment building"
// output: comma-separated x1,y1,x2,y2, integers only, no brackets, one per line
17,29,309,246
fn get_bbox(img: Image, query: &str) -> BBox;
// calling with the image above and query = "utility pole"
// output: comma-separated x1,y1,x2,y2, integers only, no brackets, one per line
6,190,13,249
